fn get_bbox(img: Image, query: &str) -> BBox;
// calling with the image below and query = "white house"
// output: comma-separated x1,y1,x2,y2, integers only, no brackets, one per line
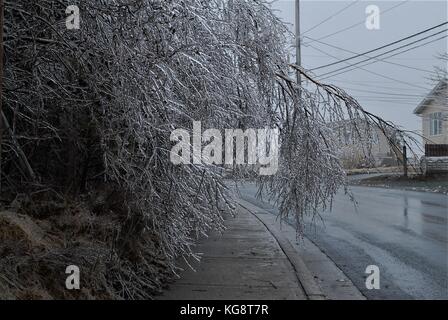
414,80,448,174
414,80,448,146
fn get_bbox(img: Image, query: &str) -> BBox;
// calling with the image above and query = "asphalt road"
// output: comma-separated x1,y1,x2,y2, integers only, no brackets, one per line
236,182,448,300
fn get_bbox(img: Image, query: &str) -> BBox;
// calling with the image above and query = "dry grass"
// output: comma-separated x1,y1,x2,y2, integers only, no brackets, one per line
0,188,173,300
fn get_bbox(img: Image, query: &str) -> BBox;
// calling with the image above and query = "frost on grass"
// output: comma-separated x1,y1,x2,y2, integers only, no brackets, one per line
1,0,415,298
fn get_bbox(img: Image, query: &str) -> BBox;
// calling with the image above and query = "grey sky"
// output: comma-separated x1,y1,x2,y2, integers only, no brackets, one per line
271,0,447,134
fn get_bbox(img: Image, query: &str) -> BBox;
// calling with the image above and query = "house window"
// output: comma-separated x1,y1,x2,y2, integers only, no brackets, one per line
429,112,443,136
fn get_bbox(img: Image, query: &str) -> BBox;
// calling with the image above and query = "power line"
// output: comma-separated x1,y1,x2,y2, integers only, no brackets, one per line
303,54,436,61
307,44,431,91
317,30,447,78
327,79,423,91
350,99,420,106
319,34,447,80
341,87,425,97
310,22,448,71
304,35,433,74
351,99,447,111
352,100,420,106
352,96,421,102
302,0,360,35
330,78,431,83
352,96,421,101
304,0,410,44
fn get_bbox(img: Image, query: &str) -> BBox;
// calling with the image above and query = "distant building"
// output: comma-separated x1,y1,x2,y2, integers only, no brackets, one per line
414,80,448,174
414,80,448,145
334,120,401,169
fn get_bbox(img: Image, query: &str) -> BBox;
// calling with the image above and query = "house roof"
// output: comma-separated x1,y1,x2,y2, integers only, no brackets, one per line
414,80,447,114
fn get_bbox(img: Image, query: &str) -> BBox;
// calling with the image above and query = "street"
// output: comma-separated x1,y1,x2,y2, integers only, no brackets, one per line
237,182,448,299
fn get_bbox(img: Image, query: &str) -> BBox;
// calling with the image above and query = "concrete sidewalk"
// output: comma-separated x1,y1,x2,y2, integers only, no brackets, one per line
238,199,365,300
159,199,365,300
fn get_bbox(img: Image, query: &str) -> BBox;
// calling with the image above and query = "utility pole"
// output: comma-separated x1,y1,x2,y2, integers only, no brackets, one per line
295,0,301,86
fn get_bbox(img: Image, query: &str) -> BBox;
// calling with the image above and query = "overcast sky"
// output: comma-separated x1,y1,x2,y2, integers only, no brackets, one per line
270,0,447,134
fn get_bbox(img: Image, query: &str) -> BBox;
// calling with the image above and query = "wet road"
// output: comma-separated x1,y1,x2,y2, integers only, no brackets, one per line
236,182,448,299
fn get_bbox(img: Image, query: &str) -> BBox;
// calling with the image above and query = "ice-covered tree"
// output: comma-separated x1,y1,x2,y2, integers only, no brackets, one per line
1,0,411,297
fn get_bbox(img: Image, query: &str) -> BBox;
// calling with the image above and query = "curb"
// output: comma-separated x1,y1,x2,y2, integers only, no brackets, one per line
238,199,326,300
